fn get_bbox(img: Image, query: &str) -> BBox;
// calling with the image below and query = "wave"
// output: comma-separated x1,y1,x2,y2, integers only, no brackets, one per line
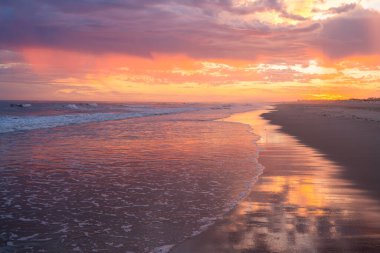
0,107,199,134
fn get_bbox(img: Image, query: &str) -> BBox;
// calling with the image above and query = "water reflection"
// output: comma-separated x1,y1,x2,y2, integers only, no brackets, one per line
172,107,380,253
0,108,261,252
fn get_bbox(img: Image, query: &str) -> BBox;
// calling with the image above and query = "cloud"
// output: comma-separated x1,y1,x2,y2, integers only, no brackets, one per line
0,1,378,62
0,0,318,60
313,3,357,15
327,3,357,14
315,9,380,58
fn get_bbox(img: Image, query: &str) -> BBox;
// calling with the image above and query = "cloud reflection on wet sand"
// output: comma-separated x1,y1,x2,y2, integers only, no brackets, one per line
171,108,380,253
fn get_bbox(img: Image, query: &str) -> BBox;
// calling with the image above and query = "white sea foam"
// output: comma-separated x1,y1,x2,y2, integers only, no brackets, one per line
17,233,39,241
0,107,199,133
65,104,80,110
150,244,174,253
189,161,264,239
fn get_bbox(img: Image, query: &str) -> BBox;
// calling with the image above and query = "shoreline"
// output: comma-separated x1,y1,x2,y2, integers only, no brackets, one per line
170,106,380,253
262,102,380,199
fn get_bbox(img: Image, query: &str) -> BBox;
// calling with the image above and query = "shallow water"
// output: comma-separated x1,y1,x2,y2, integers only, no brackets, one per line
171,108,380,252
0,104,262,252
0,101,203,133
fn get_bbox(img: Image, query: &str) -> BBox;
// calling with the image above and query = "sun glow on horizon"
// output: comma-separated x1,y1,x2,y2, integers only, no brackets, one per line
0,0,379,102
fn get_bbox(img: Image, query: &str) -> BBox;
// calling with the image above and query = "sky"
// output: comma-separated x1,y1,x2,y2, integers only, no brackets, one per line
0,0,380,102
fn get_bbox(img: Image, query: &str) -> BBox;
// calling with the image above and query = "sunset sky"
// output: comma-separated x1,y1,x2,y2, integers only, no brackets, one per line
1,0,380,102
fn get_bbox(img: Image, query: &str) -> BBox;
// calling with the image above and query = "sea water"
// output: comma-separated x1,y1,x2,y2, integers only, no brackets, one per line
0,101,263,252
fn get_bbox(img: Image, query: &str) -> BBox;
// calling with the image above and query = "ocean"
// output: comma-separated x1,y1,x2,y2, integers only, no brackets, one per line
0,101,263,252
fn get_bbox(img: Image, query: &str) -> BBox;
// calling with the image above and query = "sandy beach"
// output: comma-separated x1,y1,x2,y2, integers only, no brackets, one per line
2,1,380,252
171,105,380,253
263,101,380,199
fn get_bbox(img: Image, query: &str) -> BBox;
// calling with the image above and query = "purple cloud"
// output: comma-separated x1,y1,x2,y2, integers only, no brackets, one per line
327,3,357,14
316,9,380,58
0,1,378,60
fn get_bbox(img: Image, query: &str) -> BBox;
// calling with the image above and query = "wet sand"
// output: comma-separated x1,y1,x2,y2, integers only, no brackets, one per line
263,102,380,199
171,107,380,253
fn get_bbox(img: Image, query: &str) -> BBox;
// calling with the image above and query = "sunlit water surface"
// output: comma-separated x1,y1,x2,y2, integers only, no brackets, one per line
0,105,262,252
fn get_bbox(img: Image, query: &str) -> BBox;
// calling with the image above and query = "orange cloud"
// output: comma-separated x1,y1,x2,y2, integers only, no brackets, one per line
11,46,377,102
